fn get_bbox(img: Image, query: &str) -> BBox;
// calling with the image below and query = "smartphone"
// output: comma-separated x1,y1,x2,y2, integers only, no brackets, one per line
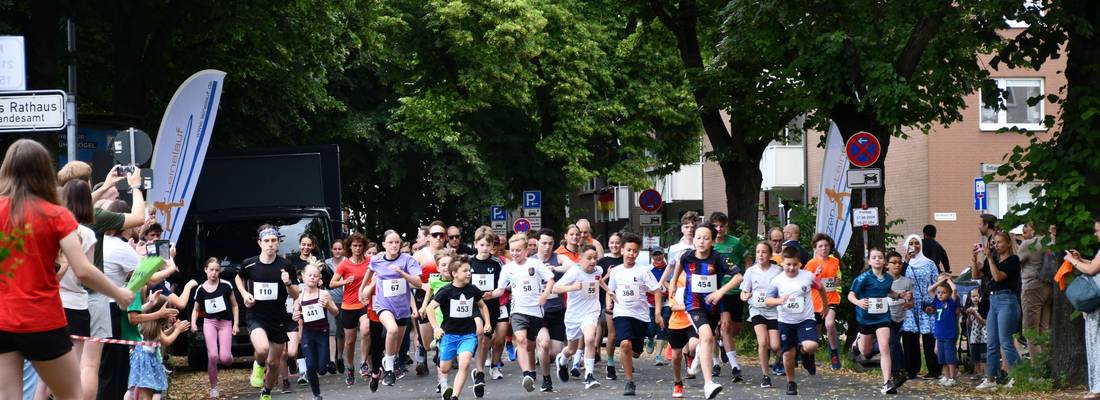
144,240,172,258
115,165,135,177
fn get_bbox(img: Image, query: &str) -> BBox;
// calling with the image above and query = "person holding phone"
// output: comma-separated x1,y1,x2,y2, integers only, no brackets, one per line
973,230,1022,391
1063,219,1100,399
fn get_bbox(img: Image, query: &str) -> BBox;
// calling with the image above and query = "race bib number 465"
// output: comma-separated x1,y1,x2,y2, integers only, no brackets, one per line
783,296,805,314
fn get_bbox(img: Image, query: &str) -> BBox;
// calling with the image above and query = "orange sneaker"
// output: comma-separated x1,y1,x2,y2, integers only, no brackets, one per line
664,344,673,361
673,382,684,398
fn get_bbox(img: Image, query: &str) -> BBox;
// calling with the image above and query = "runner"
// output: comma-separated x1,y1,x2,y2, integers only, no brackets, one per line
648,249,670,367
190,257,240,399
282,233,318,391
739,242,782,388
805,233,843,370
847,248,899,394
427,256,491,400
594,229,622,380
413,222,447,377
329,233,371,387
606,233,663,396
710,212,746,381
575,219,605,258
235,224,300,400
766,246,827,396
665,258,701,398
323,240,346,375
469,230,507,398
886,250,912,390
419,249,456,393
553,244,603,390
668,224,741,399
534,228,571,392
492,233,556,393
291,261,340,400
358,229,423,387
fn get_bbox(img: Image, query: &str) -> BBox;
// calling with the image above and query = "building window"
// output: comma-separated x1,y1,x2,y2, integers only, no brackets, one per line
1005,0,1043,28
986,181,1041,219
980,78,1044,131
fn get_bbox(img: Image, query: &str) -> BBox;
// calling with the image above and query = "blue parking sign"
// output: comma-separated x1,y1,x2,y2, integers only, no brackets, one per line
490,205,507,221
522,191,541,209
974,177,987,211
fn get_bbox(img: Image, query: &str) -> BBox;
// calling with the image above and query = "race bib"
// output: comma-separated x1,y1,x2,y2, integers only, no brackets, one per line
518,277,538,294
450,298,473,318
751,291,768,308
783,295,805,314
285,297,295,314
254,282,278,301
204,296,227,314
302,303,324,322
499,305,509,318
584,281,599,297
867,297,889,314
616,284,641,302
382,279,407,297
691,274,717,293
822,278,838,292
473,274,494,292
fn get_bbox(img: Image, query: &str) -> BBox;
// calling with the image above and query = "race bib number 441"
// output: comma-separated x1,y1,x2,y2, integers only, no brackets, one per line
303,303,324,322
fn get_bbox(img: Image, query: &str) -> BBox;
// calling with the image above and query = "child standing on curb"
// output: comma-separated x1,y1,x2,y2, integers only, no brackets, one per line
928,275,960,386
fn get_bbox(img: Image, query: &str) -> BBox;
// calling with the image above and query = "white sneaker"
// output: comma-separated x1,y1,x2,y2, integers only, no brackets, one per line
1003,378,1015,389
938,376,949,385
490,367,504,380
943,378,957,387
703,382,723,399
976,378,998,390
485,359,492,368
688,355,701,376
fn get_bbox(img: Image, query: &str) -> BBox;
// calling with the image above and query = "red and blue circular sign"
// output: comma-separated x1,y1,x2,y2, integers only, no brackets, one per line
638,189,663,213
513,218,531,234
845,131,881,168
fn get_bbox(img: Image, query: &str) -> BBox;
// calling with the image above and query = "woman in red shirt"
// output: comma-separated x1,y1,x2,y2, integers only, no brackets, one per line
0,139,133,399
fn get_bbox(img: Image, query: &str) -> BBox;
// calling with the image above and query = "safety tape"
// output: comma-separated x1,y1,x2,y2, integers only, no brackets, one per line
70,335,159,347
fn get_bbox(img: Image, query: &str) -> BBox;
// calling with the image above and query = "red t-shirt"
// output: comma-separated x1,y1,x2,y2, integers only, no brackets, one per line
335,257,370,310
0,198,78,333
420,261,438,284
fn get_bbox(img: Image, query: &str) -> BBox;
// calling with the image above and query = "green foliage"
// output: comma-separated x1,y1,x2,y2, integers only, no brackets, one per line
1006,329,1054,392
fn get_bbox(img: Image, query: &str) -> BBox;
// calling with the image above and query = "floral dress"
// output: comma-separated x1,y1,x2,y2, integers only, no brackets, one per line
128,343,168,392
902,258,937,334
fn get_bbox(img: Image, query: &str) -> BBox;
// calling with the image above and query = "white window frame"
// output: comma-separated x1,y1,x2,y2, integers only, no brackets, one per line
1005,0,1043,28
986,181,1042,219
979,78,1045,132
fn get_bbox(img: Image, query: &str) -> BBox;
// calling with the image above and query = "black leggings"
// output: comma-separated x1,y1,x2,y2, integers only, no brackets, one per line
901,331,941,378
370,320,384,373
301,330,329,396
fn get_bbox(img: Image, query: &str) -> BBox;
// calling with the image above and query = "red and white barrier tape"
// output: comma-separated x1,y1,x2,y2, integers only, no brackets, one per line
70,335,159,347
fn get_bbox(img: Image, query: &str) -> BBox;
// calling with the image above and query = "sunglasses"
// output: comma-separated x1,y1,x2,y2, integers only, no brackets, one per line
430,232,446,238
448,235,461,239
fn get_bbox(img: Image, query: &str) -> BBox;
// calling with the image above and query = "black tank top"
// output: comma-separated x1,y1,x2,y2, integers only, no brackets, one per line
300,295,329,332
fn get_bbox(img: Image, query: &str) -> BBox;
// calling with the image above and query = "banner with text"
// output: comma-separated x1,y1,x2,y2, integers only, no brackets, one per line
815,122,853,256
148,70,226,243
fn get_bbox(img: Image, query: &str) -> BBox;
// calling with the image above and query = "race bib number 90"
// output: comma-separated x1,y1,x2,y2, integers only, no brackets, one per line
868,297,889,314
254,282,278,301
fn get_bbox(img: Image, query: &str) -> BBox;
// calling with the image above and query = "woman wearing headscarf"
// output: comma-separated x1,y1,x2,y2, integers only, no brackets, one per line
900,234,942,380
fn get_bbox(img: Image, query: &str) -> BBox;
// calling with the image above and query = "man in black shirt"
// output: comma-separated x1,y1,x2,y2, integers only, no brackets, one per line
922,225,951,273
447,225,478,256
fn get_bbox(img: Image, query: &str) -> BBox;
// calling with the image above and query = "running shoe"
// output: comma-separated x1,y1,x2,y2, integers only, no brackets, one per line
369,371,380,392
830,352,841,370
209,386,219,399
655,353,668,366
585,373,601,389
772,361,784,376
937,376,949,385
672,382,684,398
570,364,581,378
801,352,816,376
893,373,908,389
942,378,958,387
507,341,517,362
976,378,998,390
645,338,655,354
541,375,553,392
345,370,354,386
325,360,337,375
490,366,504,380
623,380,636,396
704,382,723,399
359,363,368,377
396,368,407,381
881,380,895,395
522,374,535,392
250,362,266,388
382,370,396,386
571,355,582,377
442,385,453,400
280,378,291,393
416,362,429,376
760,376,772,388
336,358,346,374
606,365,617,380
712,364,721,377
556,353,569,382
731,366,743,383
473,370,486,398
259,388,272,400
297,374,307,385
786,381,797,395
687,355,700,377
922,373,943,380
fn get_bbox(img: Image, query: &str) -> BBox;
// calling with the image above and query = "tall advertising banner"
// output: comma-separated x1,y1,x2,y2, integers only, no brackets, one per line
815,122,853,256
148,70,226,244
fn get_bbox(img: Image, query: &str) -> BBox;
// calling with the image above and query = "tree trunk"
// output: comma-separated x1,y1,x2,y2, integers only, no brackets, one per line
1049,284,1087,386
719,156,763,234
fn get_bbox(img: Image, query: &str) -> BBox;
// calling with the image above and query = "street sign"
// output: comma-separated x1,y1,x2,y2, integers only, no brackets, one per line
638,189,663,213
523,208,541,218
522,190,542,209
0,90,67,132
852,207,879,227
0,36,26,91
933,212,957,221
639,213,662,227
491,220,507,235
845,132,881,168
974,177,987,211
513,218,532,234
528,217,542,230
846,168,882,189
490,205,507,221
110,128,154,166
643,236,660,250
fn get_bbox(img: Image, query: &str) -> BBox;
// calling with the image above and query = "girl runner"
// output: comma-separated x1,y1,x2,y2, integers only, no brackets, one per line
606,233,663,396
282,234,319,390
191,258,240,398
323,240,347,375
847,248,899,394
292,261,340,400
553,244,604,389
469,230,506,397
420,249,456,393
666,257,701,398
359,230,423,387
739,242,782,388
492,233,556,392
766,247,828,395
805,233,843,370
668,224,741,399
329,233,372,386
428,256,491,400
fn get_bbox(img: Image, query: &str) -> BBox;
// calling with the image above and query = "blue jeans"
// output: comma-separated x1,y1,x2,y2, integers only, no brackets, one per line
301,330,330,396
22,359,37,400
889,321,906,375
985,292,1021,378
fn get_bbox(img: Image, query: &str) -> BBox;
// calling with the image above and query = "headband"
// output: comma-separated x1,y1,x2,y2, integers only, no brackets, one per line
259,228,281,240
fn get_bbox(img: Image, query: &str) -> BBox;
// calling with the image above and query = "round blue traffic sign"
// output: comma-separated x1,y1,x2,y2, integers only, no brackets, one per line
638,189,663,213
845,132,881,168
513,218,531,234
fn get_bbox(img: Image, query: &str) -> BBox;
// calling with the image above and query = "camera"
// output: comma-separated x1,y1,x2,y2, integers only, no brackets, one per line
145,240,172,258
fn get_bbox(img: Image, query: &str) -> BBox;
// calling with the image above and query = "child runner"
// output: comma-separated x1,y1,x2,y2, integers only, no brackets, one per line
739,242,782,388
191,258,240,399
847,248,899,394
128,295,189,400
469,230,506,398
428,256,491,400
927,275,960,386
492,233,556,392
966,288,986,381
666,259,700,398
534,228,571,392
553,244,604,389
292,261,340,400
236,225,300,400
359,229,423,387
886,250,912,390
606,232,664,396
710,212,746,381
767,246,827,396
329,233,372,387
594,228,622,380
669,224,741,399
420,249,456,393
805,233,842,370
648,249,670,367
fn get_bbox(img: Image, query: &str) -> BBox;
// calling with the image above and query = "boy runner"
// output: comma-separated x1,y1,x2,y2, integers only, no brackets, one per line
492,233,556,392
766,247,828,396
553,244,604,389
428,256,492,400
469,231,506,397
606,233,663,396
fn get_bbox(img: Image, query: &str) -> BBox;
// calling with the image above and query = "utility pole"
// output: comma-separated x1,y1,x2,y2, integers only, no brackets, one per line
65,18,77,163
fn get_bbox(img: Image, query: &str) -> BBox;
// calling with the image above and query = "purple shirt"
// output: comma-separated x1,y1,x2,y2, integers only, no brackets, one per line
369,253,422,319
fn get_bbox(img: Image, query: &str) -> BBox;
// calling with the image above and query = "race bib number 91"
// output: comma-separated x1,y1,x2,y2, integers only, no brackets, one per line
473,274,494,292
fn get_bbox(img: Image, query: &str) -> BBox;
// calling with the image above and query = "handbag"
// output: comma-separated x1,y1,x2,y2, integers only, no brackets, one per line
1066,272,1100,313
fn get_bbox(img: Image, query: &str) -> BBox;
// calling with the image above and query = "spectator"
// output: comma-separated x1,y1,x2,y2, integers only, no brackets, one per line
142,222,163,242
768,227,784,263
901,234,941,380
782,224,810,264
921,225,951,273
973,230,1022,391
1063,219,1100,399
1017,222,1052,354
446,226,476,256
575,219,606,258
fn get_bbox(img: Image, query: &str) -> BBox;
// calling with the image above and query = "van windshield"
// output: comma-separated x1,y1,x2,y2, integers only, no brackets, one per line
198,216,332,270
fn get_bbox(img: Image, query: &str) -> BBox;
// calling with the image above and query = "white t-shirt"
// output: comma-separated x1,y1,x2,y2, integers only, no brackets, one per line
740,262,782,320
498,258,554,318
103,235,140,302
556,264,604,321
608,264,660,322
59,225,97,310
769,270,820,325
